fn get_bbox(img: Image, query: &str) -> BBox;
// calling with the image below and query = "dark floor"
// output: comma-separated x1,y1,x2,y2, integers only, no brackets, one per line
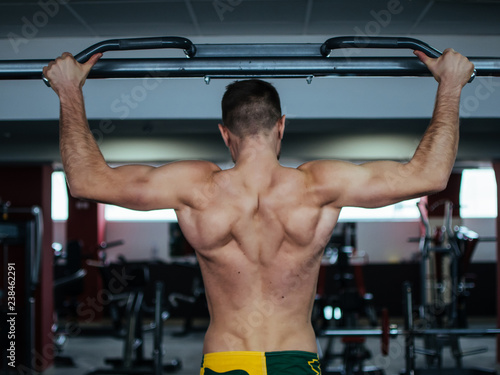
42,318,500,375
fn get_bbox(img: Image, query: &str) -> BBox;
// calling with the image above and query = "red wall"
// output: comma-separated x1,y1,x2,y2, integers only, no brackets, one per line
0,165,54,372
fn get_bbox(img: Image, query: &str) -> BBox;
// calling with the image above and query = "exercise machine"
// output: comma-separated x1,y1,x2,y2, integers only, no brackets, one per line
88,262,181,375
404,200,497,374
315,223,385,375
53,240,87,367
85,240,131,336
320,202,500,374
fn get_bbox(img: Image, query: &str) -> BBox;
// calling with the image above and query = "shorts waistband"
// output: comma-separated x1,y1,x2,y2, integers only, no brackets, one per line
203,350,318,358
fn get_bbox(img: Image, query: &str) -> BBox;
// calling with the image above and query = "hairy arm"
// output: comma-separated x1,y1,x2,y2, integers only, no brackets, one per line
301,49,474,208
45,53,219,211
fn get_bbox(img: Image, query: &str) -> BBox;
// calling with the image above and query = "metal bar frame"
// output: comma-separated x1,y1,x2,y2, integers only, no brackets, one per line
0,37,499,81
2,57,499,81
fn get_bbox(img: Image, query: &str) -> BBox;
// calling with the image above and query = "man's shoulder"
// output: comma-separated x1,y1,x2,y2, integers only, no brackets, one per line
172,160,221,174
297,159,348,175
156,160,221,185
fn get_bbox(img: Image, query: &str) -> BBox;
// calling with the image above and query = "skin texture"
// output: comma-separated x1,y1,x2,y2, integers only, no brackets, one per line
44,49,474,354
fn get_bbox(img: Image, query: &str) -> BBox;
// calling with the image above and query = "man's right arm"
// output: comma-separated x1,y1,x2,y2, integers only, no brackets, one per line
301,48,474,209
45,53,220,211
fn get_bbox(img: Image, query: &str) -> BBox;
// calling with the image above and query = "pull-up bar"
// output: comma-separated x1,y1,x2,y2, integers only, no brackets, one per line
320,36,442,58
0,36,496,83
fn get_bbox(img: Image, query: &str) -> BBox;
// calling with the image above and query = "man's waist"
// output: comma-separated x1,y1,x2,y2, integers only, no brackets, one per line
203,323,318,354
203,350,319,358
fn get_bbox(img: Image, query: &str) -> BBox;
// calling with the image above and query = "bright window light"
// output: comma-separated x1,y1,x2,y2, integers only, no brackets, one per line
323,306,333,320
105,205,178,222
339,198,420,221
333,307,342,320
51,171,68,221
460,169,497,219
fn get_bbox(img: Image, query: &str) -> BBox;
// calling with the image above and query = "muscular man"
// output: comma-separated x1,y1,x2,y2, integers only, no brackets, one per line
44,49,474,375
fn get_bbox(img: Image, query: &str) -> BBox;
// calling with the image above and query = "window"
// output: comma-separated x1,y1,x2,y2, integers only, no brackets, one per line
51,171,69,221
460,168,497,219
104,205,178,222
339,198,420,221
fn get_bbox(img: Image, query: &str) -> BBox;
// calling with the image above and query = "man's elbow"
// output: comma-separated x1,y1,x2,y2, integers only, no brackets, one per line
426,175,449,195
67,181,91,201
405,162,450,196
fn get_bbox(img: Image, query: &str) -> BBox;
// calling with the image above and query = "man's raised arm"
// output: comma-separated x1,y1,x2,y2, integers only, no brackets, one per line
301,48,475,209
44,53,219,211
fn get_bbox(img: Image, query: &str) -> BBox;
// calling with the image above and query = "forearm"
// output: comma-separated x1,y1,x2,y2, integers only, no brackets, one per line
59,88,109,198
407,82,462,190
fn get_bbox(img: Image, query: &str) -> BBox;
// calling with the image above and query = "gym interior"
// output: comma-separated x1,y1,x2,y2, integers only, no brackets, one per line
1,1,500,374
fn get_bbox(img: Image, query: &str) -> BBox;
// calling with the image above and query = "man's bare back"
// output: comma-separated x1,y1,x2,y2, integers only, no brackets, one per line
44,47,474,372
176,154,341,353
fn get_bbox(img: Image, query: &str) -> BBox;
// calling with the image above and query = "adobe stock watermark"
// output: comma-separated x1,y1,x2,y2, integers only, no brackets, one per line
213,0,243,21
222,249,327,350
190,144,263,209
340,0,405,59
460,75,500,118
8,0,71,54
370,333,406,370
383,161,418,193
91,66,166,144
13,266,137,375
110,72,164,120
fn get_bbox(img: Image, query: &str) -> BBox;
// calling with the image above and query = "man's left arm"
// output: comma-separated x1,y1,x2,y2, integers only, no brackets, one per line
300,49,474,209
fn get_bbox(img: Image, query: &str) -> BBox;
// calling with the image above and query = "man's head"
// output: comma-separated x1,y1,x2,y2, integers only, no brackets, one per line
221,79,282,138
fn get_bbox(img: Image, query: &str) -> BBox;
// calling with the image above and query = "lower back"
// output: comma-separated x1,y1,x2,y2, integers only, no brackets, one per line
203,303,318,354
198,244,322,354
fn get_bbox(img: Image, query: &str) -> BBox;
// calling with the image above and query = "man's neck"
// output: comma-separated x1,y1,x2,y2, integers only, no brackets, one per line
233,138,280,169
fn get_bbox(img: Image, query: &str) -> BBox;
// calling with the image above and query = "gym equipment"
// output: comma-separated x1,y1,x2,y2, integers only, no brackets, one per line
401,282,497,375
411,200,496,374
88,263,181,375
53,240,87,367
321,300,500,374
320,202,500,374
315,223,385,375
84,240,131,336
0,201,43,375
83,243,181,373
0,36,497,82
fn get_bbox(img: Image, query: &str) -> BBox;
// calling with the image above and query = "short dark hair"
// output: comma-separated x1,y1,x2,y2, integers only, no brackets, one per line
221,79,282,137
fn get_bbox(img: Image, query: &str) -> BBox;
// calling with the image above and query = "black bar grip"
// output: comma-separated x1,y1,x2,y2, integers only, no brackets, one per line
74,36,196,63
320,36,442,58
43,36,196,86
321,36,476,83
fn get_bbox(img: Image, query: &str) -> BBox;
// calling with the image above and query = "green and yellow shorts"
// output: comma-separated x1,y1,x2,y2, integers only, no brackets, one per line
200,350,321,375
